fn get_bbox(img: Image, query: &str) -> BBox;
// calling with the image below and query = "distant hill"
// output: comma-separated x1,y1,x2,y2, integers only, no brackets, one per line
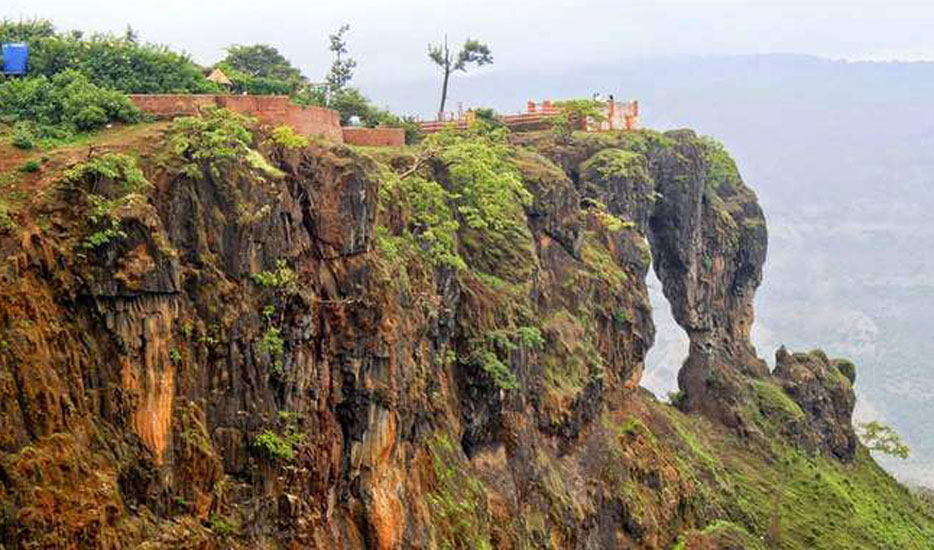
362,54,934,486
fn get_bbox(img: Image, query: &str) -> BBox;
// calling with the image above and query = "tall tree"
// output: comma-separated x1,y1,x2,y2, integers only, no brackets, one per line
222,44,305,83
428,37,492,120
325,24,357,105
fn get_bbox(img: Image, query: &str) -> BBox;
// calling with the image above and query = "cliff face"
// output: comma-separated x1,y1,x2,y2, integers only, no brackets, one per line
0,117,931,550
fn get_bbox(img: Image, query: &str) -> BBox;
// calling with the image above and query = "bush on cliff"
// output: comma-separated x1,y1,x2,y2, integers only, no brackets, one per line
167,107,255,180
60,152,150,250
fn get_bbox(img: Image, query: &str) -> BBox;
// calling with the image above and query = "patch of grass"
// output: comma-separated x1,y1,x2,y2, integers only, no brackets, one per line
750,379,805,423
581,233,627,287
698,136,743,192
426,433,493,550
580,148,646,181
0,200,16,233
208,513,240,537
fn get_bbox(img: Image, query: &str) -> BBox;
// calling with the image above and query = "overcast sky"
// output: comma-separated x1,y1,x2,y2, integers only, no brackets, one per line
5,0,934,87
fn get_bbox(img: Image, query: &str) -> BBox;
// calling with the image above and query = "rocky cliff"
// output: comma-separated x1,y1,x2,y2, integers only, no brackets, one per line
0,112,931,549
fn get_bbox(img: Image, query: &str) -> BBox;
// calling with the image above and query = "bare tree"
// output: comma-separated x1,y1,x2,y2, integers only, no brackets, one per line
325,24,357,105
428,36,492,120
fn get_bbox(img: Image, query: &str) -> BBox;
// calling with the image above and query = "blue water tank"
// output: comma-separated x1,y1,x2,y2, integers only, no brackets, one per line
1,43,29,75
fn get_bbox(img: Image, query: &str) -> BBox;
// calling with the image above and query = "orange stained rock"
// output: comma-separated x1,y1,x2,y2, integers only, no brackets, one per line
119,298,177,464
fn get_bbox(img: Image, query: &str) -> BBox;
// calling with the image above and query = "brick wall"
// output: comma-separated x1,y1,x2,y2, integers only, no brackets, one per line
129,94,344,142
341,127,406,147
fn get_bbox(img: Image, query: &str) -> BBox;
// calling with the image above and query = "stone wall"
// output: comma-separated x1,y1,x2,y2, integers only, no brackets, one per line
341,127,406,147
129,94,344,142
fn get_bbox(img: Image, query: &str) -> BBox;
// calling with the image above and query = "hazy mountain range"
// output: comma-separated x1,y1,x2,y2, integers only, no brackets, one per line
363,54,934,486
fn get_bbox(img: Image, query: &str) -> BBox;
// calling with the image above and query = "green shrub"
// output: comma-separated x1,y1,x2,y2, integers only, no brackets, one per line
425,126,531,234
63,152,149,194
82,222,126,249
10,122,36,149
0,70,140,141
473,349,519,391
63,154,149,250
168,107,255,179
19,160,40,173
859,421,910,459
377,172,465,271
699,136,743,191
517,326,545,348
251,259,297,290
258,326,285,375
253,412,304,462
268,125,309,150
253,429,297,461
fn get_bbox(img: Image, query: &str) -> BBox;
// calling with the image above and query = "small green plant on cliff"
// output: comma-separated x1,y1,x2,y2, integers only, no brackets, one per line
580,148,646,182
82,208,126,249
253,429,299,461
472,349,519,391
859,421,910,459
252,259,297,290
582,198,634,232
258,326,286,375
253,412,304,461
517,325,545,349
